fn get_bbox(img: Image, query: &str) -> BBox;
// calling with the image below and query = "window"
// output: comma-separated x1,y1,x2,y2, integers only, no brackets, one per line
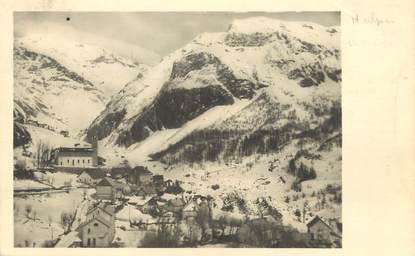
87,238,90,246
78,159,80,163
67,159,69,164
83,159,85,163
88,228,91,234
88,159,90,163
72,159,74,165
92,238,96,247
60,161,62,165
94,223,99,227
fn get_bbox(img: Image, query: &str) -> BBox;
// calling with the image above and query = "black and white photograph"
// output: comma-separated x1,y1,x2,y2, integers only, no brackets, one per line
12,12,342,248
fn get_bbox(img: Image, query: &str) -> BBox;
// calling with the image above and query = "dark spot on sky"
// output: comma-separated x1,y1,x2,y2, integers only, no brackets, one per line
66,17,70,21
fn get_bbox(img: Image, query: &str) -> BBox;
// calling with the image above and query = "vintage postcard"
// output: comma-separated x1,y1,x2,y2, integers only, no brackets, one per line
0,0,414,255
11,11,342,248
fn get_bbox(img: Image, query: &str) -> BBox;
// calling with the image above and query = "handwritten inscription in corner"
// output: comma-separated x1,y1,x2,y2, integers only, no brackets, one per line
351,13,395,26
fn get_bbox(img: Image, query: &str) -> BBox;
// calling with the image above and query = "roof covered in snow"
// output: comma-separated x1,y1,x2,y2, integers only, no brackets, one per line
78,168,107,179
54,231,81,248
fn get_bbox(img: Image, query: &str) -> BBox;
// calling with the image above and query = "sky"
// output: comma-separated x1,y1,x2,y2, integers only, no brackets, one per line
15,12,340,65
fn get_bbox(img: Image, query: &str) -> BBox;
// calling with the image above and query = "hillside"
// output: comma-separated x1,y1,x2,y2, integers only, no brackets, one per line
14,46,106,135
13,34,152,146
84,17,341,166
16,34,149,96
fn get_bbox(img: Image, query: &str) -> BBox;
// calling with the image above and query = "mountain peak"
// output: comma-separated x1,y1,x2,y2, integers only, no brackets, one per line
228,16,325,33
15,34,149,97
226,17,339,48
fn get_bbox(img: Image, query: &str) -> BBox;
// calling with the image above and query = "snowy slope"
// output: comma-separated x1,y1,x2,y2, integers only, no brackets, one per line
85,17,341,165
13,32,154,147
14,46,106,134
16,34,149,96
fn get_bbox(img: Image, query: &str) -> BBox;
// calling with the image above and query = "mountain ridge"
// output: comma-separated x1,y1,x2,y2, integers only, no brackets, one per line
83,17,341,166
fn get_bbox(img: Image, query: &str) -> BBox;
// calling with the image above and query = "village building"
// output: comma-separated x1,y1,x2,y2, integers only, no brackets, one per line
52,140,104,172
306,216,342,245
152,174,164,186
182,199,199,220
128,196,151,210
95,177,130,201
163,197,186,218
111,162,131,179
165,179,175,188
164,179,184,194
155,200,168,214
152,175,165,192
141,197,160,215
136,185,157,198
126,166,153,185
77,202,115,247
77,169,108,186
159,212,176,224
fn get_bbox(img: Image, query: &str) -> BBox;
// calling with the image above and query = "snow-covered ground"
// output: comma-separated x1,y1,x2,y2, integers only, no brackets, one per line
141,138,341,232
114,220,148,247
14,214,64,247
116,204,155,223
14,180,51,191
33,171,80,188
14,188,95,247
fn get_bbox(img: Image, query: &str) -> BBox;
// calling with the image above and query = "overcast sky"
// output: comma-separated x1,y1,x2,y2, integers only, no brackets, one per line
15,12,340,64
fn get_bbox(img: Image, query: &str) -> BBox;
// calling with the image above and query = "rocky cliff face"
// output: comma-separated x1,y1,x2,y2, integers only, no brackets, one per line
84,17,341,165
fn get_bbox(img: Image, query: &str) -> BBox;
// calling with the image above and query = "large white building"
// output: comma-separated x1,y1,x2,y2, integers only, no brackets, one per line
53,141,98,169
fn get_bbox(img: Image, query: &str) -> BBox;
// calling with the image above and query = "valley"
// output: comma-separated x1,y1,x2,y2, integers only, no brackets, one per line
13,16,342,248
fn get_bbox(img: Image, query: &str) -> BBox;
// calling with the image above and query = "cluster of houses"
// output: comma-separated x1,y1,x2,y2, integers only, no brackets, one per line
76,165,166,200
50,142,342,248
55,165,211,247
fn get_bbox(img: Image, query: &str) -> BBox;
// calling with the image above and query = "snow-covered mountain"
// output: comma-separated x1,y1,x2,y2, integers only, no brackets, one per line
13,35,150,148
14,46,105,134
16,34,149,96
85,17,341,166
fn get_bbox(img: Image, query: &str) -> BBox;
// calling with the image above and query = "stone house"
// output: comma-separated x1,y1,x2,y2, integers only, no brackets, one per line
95,177,128,201
77,202,115,247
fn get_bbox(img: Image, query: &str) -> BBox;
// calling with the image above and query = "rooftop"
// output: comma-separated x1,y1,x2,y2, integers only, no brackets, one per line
96,177,127,189
87,201,115,216
54,231,81,248
132,166,153,175
78,169,107,179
